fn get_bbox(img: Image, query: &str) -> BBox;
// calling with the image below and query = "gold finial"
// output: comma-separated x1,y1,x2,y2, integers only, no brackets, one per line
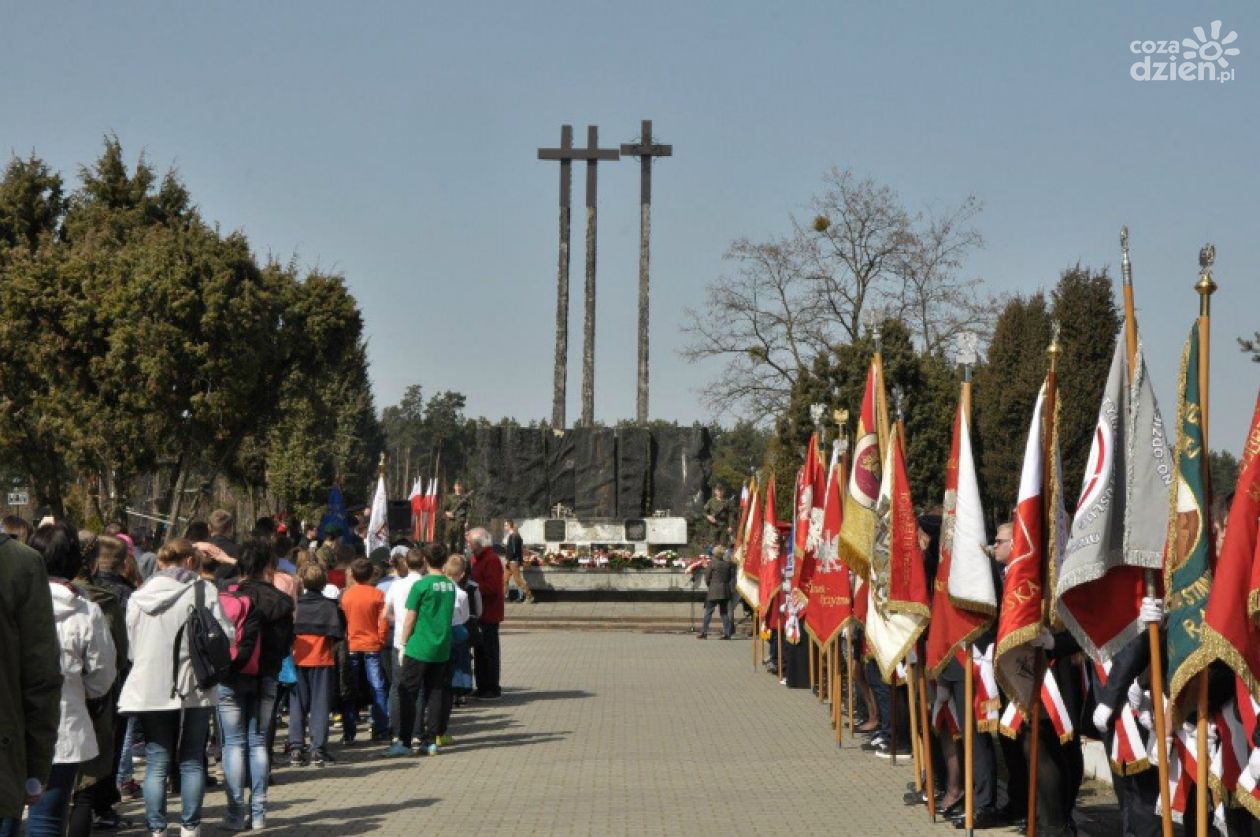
1048,321,1062,361
1196,243,1217,316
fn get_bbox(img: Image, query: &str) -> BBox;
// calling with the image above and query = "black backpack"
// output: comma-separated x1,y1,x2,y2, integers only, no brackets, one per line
171,580,232,698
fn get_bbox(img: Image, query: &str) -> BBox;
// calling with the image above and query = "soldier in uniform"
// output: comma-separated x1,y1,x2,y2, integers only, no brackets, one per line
701,485,734,547
443,480,471,555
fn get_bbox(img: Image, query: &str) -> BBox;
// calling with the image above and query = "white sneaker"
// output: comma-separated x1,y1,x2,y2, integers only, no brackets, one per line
250,816,266,831
179,827,200,837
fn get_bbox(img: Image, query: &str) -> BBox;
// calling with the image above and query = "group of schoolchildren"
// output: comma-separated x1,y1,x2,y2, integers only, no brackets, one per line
0,508,496,837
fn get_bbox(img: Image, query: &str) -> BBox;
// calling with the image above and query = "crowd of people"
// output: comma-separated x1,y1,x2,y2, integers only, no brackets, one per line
0,508,516,837
681,496,1246,837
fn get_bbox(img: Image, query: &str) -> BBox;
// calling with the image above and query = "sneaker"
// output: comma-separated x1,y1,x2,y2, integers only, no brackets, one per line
93,810,133,830
340,735,356,746
179,828,200,837
219,817,250,832
424,742,439,756
479,690,502,700
696,634,707,640
384,741,411,758
250,816,266,831
875,742,911,759
288,748,308,767
435,734,453,746
118,779,142,800
310,748,335,766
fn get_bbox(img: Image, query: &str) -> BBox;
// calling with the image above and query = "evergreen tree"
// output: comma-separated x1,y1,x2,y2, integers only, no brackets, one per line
974,294,1052,523
1050,265,1120,508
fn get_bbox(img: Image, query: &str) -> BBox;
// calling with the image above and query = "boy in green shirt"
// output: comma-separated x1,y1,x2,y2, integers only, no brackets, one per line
386,544,456,757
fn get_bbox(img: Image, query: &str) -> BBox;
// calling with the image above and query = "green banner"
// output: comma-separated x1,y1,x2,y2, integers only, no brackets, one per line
1164,320,1213,704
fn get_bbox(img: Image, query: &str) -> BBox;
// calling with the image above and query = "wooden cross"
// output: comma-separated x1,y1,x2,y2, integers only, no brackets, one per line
571,127,619,426
620,120,672,425
538,125,578,428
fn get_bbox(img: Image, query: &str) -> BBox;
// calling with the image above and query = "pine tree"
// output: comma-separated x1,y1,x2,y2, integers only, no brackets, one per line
974,293,1052,523
1050,265,1120,508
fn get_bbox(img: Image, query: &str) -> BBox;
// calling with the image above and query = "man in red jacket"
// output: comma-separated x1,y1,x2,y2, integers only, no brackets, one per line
466,528,504,699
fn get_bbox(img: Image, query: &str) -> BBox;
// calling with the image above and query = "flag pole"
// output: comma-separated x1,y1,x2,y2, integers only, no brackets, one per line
891,395,922,781
1121,227,1174,837
960,363,976,836
1194,244,1216,837
1027,323,1061,837
753,609,760,671
810,636,818,697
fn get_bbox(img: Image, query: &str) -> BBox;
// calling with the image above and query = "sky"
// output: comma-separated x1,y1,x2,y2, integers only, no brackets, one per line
2,2,1258,450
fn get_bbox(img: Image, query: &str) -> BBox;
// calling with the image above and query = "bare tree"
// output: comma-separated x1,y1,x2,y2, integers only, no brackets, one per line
681,235,826,416
889,196,999,354
685,168,992,419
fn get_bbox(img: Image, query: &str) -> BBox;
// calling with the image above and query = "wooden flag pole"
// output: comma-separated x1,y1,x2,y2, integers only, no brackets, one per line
1027,325,1061,837
918,664,936,822
753,609,760,671
1194,245,1216,837
958,368,976,836
834,639,844,745
1121,227,1174,837
848,630,857,731
964,645,975,835
907,662,923,790
890,669,899,767
809,636,818,696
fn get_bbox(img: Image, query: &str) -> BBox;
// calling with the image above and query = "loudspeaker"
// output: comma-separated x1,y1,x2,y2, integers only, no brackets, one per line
543,519,567,542
387,501,412,532
624,518,647,542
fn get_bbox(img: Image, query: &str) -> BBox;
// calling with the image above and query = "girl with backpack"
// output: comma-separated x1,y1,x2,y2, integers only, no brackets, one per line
216,540,294,832
118,539,233,837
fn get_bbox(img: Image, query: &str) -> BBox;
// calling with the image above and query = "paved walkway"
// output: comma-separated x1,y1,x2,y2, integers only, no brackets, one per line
122,630,1120,835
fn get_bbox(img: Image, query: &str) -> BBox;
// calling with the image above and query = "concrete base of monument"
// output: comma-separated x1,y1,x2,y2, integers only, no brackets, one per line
521,567,706,599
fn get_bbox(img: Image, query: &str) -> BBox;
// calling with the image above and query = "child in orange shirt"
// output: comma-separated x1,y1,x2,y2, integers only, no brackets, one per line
338,558,390,743
289,564,344,766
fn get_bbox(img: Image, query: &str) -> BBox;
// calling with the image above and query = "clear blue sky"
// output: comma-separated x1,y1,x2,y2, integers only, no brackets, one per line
3,2,1258,451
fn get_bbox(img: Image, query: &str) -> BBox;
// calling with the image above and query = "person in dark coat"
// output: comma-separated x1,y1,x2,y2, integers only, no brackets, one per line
698,547,735,639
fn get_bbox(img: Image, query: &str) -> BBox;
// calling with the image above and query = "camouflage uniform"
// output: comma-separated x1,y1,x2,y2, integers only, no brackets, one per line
701,495,735,547
443,491,470,554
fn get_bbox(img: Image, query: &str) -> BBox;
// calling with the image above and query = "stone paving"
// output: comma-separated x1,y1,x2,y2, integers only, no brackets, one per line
120,628,1121,835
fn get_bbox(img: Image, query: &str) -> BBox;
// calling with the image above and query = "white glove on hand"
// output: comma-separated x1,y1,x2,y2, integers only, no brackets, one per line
1138,708,1154,731
1031,627,1055,650
1127,680,1147,711
1139,596,1165,625
1249,748,1260,783
906,647,919,666
1093,703,1113,735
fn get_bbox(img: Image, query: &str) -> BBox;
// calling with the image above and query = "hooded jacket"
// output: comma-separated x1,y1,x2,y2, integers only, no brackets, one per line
0,536,62,818
118,569,233,713
229,579,295,679
49,582,117,764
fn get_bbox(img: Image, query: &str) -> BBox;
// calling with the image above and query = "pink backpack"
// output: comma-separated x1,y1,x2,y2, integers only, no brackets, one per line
220,584,261,676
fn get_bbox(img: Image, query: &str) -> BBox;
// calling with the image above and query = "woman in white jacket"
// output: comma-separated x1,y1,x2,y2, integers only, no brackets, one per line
0,523,116,837
118,539,233,837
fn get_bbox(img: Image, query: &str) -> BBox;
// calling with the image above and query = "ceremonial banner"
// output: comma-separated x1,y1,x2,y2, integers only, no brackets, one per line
1165,322,1214,704
319,483,348,541
1058,337,1171,662
409,478,425,542
864,427,930,682
1203,394,1260,697
758,477,782,629
803,441,854,647
736,480,762,608
840,362,883,579
367,473,389,554
926,397,996,676
792,432,826,585
995,383,1063,713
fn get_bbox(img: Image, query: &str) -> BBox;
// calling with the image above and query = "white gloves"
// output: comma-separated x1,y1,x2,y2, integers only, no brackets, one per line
1139,596,1165,625
1093,703,1114,734
1031,627,1055,650
1127,680,1149,712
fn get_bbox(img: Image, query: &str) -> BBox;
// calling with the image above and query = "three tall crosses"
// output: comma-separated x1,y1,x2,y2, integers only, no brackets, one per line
537,120,672,429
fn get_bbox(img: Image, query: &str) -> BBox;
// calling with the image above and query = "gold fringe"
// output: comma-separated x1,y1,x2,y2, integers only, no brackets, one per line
994,622,1045,712
887,601,931,619
926,620,992,680
1111,757,1152,777
1168,644,1216,708
1249,588,1260,623
1200,623,1260,704
947,594,997,618
1236,787,1260,820
873,620,928,685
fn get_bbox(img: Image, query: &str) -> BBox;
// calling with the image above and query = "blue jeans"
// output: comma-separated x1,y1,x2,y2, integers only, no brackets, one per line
701,599,733,637
218,676,278,825
138,707,212,833
344,652,389,739
117,714,139,783
0,761,78,837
